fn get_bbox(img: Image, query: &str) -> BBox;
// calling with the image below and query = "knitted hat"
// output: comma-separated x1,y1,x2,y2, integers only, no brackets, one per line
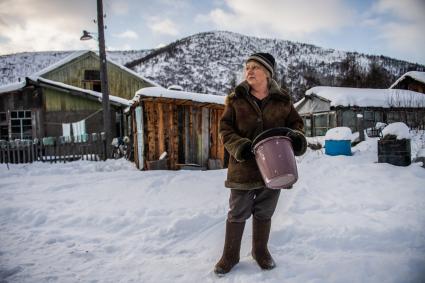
246,52,275,77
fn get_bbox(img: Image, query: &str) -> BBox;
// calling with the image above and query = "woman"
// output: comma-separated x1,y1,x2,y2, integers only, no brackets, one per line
214,52,307,274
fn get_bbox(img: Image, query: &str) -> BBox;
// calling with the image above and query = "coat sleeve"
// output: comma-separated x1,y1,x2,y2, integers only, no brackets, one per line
219,101,252,162
286,103,307,156
286,103,304,133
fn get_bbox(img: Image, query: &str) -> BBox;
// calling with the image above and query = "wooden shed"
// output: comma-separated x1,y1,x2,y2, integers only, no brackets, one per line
295,86,425,136
390,71,425,94
0,51,157,141
130,87,225,170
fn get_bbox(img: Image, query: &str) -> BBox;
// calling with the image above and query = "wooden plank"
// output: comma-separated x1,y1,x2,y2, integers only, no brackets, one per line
201,108,210,168
133,107,143,169
7,142,11,164
209,109,218,159
192,107,201,165
16,142,21,164
146,102,156,161
166,103,174,169
157,102,165,156
171,104,179,169
184,106,191,164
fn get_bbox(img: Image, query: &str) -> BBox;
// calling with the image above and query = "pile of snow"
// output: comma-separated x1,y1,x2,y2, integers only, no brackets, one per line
324,127,352,140
381,122,411,140
305,86,425,108
1,133,425,282
375,122,387,130
417,148,425,158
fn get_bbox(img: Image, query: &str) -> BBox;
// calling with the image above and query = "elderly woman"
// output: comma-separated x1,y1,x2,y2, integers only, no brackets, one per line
214,53,306,274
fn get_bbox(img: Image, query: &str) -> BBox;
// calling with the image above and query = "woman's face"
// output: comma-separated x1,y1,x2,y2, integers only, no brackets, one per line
245,61,269,87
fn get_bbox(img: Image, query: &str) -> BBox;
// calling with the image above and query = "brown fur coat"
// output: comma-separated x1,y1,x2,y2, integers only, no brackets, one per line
219,80,304,190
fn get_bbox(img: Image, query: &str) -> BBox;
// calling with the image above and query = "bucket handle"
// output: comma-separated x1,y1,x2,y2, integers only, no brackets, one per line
251,127,294,151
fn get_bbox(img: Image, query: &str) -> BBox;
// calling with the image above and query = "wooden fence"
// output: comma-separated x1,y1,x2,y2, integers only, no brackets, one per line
0,133,108,164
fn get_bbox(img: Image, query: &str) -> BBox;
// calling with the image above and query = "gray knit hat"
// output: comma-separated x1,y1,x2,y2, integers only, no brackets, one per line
246,52,275,77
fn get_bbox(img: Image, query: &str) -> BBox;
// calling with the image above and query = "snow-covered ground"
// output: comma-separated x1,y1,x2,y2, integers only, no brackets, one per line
1,135,425,283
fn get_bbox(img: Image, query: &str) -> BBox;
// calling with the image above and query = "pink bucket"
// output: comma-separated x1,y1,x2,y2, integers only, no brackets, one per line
253,136,298,189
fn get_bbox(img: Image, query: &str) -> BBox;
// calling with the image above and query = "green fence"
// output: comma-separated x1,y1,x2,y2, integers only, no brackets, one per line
0,133,108,164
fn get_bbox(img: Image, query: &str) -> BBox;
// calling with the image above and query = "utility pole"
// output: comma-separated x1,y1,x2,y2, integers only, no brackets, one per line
97,0,111,159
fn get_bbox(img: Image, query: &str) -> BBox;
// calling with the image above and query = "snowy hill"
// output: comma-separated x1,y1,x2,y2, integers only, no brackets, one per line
127,31,425,99
1,31,424,100
1,133,425,282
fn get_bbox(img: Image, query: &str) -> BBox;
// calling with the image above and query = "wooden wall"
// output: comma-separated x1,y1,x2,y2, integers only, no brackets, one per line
41,52,153,100
41,87,121,137
133,97,224,170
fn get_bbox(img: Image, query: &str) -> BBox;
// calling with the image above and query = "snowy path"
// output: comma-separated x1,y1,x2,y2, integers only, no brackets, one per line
1,137,425,283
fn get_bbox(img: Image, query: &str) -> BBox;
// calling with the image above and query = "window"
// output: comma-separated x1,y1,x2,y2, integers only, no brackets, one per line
83,70,101,92
84,70,100,81
10,110,32,140
0,112,6,123
0,127,7,140
313,112,336,136
387,111,400,123
342,110,356,131
301,116,312,137
363,110,375,129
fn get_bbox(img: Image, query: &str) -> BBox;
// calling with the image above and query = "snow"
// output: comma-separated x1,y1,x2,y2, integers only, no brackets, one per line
135,86,225,105
306,86,425,108
0,80,26,94
324,127,352,140
375,122,387,130
390,71,425,89
1,133,425,283
417,148,425,158
381,122,411,140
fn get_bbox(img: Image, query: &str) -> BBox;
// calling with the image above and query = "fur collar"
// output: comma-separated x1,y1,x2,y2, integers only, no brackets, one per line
230,79,291,103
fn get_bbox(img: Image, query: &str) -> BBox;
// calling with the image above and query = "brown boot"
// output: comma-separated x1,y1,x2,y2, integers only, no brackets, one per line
214,220,245,275
252,217,276,270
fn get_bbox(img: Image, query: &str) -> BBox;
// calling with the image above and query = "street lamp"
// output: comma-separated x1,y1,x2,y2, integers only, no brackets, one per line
80,30,94,41
80,0,111,160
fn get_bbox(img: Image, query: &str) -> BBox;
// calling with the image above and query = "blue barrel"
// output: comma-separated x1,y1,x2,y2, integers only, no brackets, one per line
325,140,352,156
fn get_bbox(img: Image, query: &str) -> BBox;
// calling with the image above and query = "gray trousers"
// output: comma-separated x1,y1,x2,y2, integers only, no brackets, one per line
227,188,281,223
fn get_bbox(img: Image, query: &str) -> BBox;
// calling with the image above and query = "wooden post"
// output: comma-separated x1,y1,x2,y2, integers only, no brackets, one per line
16,141,20,164
357,114,365,142
72,138,76,162
7,142,11,164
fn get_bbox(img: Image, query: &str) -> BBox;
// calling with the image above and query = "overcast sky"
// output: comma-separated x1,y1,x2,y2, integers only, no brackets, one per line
0,0,424,64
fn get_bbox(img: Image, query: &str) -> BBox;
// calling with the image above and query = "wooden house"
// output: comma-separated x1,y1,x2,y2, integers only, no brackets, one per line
130,86,225,170
390,71,425,94
0,50,158,141
295,86,425,136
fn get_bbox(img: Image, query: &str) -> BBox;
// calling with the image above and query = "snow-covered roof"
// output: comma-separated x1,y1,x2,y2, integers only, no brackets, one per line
30,50,90,78
390,71,425,89
36,77,131,107
0,80,27,94
135,86,225,105
306,86,425,108
30,50,160,87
